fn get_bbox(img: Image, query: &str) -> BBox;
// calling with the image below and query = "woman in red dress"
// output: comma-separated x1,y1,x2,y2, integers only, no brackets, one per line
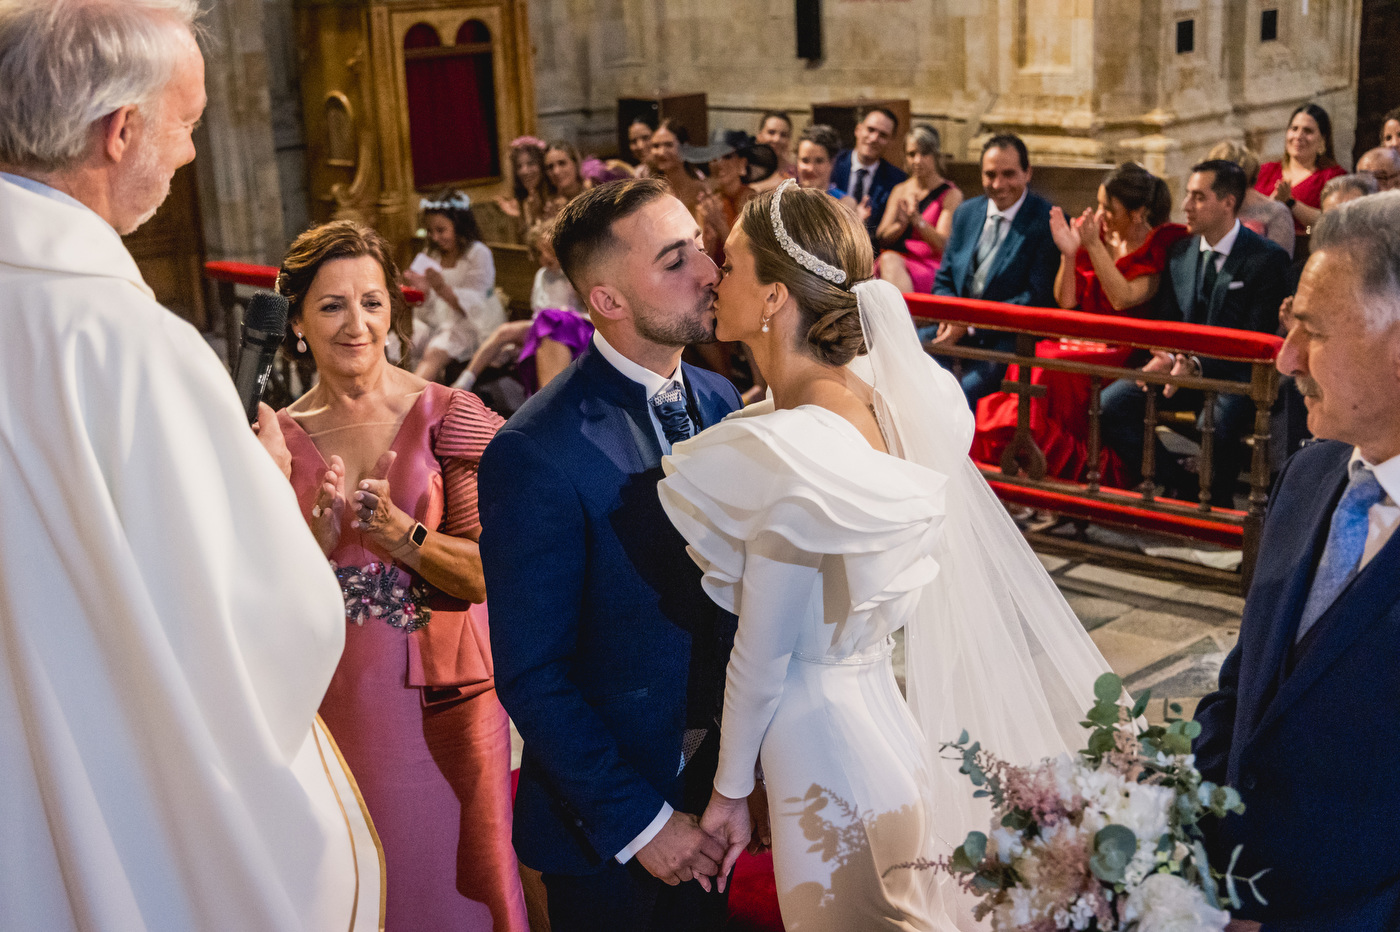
275,220,528,931
971,164,1187,482
1254,103,1346,237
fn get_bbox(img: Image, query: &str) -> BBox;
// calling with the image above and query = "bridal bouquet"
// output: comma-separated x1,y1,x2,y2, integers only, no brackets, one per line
932,673,1264,931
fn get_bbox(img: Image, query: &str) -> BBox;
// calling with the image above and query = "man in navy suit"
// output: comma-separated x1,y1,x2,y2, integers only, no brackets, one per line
1193,192,1400,931
479,179,743,931
928,133,1060,407
831,106,907,243
1099,160,1290,505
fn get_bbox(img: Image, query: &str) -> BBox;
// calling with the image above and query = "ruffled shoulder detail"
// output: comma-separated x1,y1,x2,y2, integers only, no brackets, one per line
433,386,504,464
658,403,947,615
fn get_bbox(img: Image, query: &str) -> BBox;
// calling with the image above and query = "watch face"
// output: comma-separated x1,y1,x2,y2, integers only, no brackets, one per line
411,523,428,547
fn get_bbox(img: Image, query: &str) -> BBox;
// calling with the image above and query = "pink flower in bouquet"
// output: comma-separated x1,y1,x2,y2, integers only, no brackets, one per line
1004,760,1078,827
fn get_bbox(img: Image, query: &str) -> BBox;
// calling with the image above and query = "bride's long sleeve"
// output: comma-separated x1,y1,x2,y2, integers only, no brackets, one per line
712,535,823,799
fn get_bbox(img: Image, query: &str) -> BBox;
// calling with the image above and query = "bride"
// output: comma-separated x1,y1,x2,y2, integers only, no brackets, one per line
657,181,1114,930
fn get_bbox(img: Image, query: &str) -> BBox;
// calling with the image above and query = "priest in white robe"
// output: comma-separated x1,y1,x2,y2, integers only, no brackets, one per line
0,2,378,929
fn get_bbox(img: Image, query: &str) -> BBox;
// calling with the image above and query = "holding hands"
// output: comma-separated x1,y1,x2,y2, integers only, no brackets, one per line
635,811,727,889
1138,349,1200,398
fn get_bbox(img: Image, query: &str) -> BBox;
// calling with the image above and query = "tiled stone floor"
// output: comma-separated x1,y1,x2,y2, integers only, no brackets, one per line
507,547,1242,767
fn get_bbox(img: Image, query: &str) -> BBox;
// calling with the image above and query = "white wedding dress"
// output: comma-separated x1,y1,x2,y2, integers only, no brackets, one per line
657,280,1114,931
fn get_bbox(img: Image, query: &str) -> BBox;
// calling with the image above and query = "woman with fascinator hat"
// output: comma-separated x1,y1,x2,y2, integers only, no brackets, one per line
657,182,1114,929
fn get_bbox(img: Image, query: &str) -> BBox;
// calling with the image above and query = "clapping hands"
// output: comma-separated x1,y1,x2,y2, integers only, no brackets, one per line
310,454,347,554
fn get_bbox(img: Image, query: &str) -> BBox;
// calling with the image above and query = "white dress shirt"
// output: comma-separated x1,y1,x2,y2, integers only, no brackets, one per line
592,330,690,456
847,154,879,198
1199,219,1242,272
1350,448,1400,571
588,330,684,862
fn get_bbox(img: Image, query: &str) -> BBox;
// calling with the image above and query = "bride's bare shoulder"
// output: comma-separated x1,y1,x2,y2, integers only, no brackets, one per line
792,378,887,454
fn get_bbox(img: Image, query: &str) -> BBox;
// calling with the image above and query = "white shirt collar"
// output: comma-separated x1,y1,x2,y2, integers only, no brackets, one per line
986,188,1028,225
1200,219,1242,257
591,331,685,399
0,171,96,216
1350,448,1400,506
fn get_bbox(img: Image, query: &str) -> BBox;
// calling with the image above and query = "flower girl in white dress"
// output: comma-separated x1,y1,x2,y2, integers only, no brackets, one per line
657,182,1114,930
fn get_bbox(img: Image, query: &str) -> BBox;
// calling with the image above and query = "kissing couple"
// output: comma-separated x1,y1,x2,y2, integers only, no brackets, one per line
479,177,1113,931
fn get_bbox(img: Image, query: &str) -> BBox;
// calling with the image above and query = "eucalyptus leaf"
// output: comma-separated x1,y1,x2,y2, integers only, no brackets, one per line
1094,672,1123,702
1130,692,1151,719
963,831,987,864
1089,825,1136,883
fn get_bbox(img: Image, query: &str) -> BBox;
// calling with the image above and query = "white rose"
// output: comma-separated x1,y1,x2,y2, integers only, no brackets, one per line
1122,873,1230,932
990,826,1025,864
1121,782,1173,845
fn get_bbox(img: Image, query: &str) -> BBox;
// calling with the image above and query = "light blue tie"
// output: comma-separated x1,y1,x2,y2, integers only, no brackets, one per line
1295,462,1386,643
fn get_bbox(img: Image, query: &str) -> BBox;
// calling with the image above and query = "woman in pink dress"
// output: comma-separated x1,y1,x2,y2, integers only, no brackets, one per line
274,220,528,932
1254,103,1346,237
874,124,962,293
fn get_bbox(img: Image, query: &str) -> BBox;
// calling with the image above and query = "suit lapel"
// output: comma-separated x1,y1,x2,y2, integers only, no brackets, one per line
1209,238,1249,322
1175,242,1201,322
577,346,663,467
1252,527,1400,744
1239,464,1346,742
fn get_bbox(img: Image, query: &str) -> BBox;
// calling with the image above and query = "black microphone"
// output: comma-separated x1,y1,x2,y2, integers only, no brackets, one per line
232,291,289,424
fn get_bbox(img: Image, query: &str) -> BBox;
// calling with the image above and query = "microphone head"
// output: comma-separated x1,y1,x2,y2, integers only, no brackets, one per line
245,291,289,335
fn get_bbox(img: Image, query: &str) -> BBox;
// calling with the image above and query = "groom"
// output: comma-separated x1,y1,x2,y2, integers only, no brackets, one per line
480,178,743,931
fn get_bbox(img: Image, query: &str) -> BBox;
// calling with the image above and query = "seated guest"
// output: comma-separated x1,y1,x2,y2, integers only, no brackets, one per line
648,119,707,217
494,135,555,241
545,141,591,211
874,124,963,294
1050,162,1186,316
1355,147,1400,192
751,110,796,193
627,117,654,174
456,221,590,398
402,190,507,382
1208,139,1295,256
1320,172,1379,211
1382,106,1400,151
1193,192,1400,931
832,105,907,240
1256,103,1346,236
684,130,762,263
929,133,1060,407
1100,160,1290,505
795,123,843,195
275,220,528,931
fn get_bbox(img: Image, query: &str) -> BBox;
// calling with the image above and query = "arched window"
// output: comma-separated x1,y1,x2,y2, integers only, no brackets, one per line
402,19,500,188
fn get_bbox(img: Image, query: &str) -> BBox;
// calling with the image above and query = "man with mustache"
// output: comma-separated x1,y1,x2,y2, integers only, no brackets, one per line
479,179,742,931
1099,159,1290,505
1193,191,1400,930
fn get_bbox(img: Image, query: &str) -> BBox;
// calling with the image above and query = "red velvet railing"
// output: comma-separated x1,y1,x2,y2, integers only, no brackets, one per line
204,260,426,305
903,293,1283,363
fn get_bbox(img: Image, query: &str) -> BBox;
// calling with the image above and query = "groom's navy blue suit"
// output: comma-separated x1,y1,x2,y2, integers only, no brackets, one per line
1193,440,1400,930
479,344,740,928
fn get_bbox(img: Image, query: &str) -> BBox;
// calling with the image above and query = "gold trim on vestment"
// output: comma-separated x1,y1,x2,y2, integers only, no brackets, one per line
313,714,388,932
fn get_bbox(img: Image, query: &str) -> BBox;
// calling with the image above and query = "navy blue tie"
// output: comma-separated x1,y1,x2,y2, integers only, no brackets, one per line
651,382,693,447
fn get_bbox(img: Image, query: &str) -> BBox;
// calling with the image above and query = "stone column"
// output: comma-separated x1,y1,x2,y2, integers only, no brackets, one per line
194,0,288,264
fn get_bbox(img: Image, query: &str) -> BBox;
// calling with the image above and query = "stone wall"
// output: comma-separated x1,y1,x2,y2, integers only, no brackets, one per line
530,0,1362,202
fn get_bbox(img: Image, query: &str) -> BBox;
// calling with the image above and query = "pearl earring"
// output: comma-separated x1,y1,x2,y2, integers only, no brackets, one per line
761,318,770,333
296,333,307,353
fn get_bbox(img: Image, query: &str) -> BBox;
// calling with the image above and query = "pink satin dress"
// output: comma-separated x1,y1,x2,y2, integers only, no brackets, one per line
280,384,527,932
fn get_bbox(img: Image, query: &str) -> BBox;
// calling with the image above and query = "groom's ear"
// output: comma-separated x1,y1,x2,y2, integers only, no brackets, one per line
588,283,628,321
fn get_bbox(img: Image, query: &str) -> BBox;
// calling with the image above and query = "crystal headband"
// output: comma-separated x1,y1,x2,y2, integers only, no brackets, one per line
419,193,472,212
770,179,847,285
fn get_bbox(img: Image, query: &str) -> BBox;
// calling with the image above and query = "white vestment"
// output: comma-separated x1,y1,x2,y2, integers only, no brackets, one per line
0,177,380,930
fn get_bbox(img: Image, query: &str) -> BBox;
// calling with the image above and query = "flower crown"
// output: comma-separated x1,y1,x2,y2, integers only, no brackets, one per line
419,193,471,212
771,180,847,285
510,135,548,151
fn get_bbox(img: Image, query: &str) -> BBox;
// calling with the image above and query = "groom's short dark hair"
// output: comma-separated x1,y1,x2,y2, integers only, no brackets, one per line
551,177,671,295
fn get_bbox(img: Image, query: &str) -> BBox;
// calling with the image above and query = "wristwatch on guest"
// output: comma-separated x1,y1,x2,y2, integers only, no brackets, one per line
407,521,428,548
1285,197,1297,209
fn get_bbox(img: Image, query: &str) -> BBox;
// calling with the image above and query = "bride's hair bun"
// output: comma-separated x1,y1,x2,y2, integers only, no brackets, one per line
740,186,873,367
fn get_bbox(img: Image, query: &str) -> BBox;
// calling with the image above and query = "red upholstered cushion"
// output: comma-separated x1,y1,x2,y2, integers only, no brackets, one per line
203,260,426,305
904,293,1282,363
726,850,784,931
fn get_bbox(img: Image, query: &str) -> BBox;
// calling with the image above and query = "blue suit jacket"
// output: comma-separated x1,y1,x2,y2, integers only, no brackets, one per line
831,149,906,240
1193,440,1400,930
932,191,1058,308
479,345,741,874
